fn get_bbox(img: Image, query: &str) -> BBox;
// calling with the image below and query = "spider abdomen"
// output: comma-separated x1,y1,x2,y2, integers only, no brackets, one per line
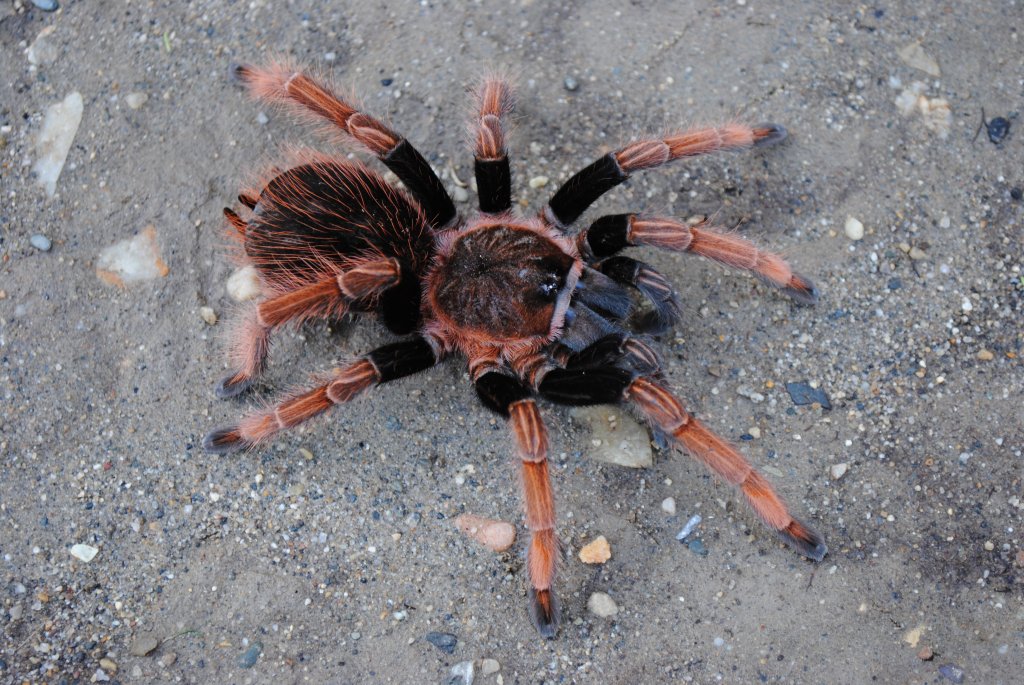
244,159,434,294
427,221,580,344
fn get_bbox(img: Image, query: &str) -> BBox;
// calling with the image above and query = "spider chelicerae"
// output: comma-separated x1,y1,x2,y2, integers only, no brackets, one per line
203,62,827,638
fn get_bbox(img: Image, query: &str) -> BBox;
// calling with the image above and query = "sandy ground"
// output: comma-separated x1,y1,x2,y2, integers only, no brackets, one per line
1,1,1022,683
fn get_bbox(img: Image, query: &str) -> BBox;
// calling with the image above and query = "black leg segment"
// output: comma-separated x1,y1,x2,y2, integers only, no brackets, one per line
475,158,512,214
383,139,457,229
547,153,628,226
476,372,532,416
585,213,632,258
538,366,635,406
368,337,437,381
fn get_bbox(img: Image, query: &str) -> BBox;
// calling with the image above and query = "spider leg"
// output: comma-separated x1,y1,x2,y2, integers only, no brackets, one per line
582,214,818,305
596,256,681,333
205,337,438,454
537,369,827,562
232,63,456,229
475,372,561,638
216,258,402,398
472,77,515,214
545,124,786,226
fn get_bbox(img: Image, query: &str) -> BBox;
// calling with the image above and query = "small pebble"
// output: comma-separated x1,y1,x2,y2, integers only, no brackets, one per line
425,631,458,654
528,175,549,189
33,91,84,197
830,463,849,480
579,536,612,564
961,297,973,313
976,349,994,361
917,646,934,661
96,226,170,287
983,540,994,551
844,216,864,240
480,658,500,675
159,652,177,667
99,658,117,673
199,306,217,325
984,116,1010,144
938,663,964,684
785,381,832,409
125,92,149,110
129,636,159,656
661,497,676,515
676,514,702,541
687,538,709,556
237,642,262,668
31,0,60,11
449,661,474,685
897,41,940,77
563,76,579,92
454,513,516,552
226,265,261,302
452,186,470,203
70,543,98,562
736,385,765,403
587,592,618,617
908,246,927,260
30,234,52,251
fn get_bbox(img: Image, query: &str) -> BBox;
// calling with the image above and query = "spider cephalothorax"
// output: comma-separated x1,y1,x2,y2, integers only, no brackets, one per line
204,62,827,638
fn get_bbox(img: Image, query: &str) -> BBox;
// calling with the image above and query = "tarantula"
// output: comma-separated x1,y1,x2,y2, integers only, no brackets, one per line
203,63,827,638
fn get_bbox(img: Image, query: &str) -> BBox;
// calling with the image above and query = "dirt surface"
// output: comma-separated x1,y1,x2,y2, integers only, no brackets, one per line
1,1,1021,683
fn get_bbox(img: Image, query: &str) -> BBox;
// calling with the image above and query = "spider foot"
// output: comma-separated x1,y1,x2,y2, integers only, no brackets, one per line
778,270,820,306
202,426,250,455
528,588,561,639
752,123,788,147
215,371,255,399
778,518,828,562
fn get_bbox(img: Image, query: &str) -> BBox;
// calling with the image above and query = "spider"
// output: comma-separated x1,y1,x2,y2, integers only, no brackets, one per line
203,62,827,638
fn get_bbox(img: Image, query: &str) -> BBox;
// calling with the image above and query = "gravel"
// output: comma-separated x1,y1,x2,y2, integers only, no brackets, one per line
1,3,1020,683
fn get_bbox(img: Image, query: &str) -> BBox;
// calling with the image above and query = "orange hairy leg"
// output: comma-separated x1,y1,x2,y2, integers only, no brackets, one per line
472,76,515,214
232,62,455,228
625,377,827,560
205,337,438,454
474,370,562,637
510,399,560,637
216,258,401,398
583,214,818,305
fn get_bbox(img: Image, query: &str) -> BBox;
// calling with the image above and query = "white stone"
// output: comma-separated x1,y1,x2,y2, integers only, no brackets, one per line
199,306,218,325
587,592,619,617
897,41,940,77
661,497,676,515
570,406,653,468
70,543,98,562
96,226,169,286
528,175,549,189
27,26,59,66
844,216,864,241
450,661,474,685
830,463,849,480
33,91,83,197
226,265,262,302
480,658,500,675
125,92,149,110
